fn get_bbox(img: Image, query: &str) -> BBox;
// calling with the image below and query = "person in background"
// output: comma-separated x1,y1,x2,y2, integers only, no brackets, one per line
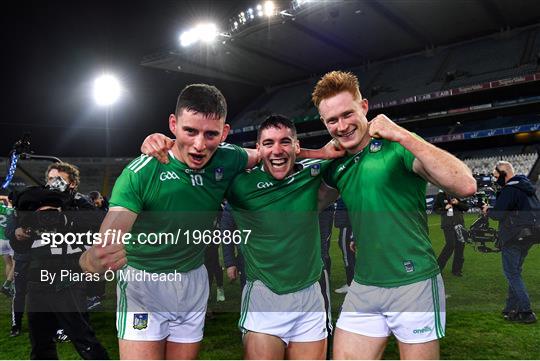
333,198,355,293
434,190,469,277
222,202,246,289
0,195,14,298
483,161,537,324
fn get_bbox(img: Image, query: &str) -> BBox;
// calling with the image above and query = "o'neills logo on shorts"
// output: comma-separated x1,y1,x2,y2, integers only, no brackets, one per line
413,326,432,334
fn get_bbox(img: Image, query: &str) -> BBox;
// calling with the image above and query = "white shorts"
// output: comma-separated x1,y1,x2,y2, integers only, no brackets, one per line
336,274,446,344
116,264,209,343
0,239,13,256
239,280,328,345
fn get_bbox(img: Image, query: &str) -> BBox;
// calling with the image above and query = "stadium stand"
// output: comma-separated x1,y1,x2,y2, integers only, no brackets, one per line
463,153,538,176
230,25,540,131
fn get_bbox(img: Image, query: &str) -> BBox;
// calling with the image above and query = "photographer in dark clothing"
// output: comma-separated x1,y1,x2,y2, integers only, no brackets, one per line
8,162,109,359
483,161,538,324
435,190,469,277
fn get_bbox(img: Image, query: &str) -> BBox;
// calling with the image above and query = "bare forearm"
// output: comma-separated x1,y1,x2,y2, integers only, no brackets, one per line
299,148,323,159
401,133,476,197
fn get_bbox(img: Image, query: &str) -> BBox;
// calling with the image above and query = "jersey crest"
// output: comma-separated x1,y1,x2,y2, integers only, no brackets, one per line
215,167,224,181
310,164,321,176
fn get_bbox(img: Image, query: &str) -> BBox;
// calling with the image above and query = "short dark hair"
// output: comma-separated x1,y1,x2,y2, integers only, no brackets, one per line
46,162,80,189
88,191,102,201
175,84,227,119
257,115,297,142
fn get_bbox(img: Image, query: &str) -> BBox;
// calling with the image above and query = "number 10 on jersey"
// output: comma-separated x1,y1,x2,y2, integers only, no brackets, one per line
190,174,203,186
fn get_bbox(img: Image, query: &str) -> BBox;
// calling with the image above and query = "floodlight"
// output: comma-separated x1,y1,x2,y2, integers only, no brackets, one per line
180,29,198,47
179,23,218,47
264,1,275,16
197,23,218,43
94,74,121,106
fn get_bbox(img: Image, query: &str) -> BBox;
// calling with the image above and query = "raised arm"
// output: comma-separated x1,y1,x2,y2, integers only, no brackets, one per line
299,139,346,160
79,206,137,274
140,133,260,167
368,114,477,198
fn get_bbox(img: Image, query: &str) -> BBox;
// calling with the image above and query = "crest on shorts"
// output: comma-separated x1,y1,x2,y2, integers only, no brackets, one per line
215,167,224,181
369,140,382,153
133,313,148,330
310,163,321,176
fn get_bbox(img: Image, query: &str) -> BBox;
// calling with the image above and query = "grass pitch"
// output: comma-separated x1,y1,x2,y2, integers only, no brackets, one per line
0,214,538,359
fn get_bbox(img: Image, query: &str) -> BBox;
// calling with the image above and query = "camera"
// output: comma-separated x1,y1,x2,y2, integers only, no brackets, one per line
11,184,74,238
454,184,500,253
455,214,500,253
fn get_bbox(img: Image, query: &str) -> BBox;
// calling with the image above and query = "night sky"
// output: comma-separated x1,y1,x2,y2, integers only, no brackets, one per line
0,1,261,158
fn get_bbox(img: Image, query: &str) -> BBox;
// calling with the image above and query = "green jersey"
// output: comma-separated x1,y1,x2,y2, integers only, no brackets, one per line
0,204,12,240
324,139,439,287
226,159,331,294
110,144,248,273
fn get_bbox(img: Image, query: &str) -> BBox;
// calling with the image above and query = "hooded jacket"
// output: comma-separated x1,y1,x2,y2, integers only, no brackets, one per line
488,174,540,247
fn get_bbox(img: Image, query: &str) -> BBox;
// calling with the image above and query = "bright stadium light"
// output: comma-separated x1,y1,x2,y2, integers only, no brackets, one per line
93,74,121,106
293,0,314,9
180,29,198,47
264,1,275,16
180,23,218,47
93,73,121,157
198,23,218,43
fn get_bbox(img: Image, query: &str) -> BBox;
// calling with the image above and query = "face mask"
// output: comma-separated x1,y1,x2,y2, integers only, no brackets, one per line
495,169,507,187
46,176,69,192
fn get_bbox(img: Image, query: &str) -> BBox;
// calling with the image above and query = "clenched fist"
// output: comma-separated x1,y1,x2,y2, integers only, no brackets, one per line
368,114,408,143
80,242,127,274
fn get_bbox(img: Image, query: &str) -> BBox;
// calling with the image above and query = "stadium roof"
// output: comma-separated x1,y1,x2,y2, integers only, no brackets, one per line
142,0,540,87
2,0,540,157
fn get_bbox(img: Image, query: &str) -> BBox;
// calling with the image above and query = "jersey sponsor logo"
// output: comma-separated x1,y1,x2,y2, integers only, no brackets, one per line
215,167,224,181
310,164,321,176
159,171,180,181
413,326,432,334
184,168,205,174
369,140,382,153
133,313,148,330
257,181,274,189
403,260,415,273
